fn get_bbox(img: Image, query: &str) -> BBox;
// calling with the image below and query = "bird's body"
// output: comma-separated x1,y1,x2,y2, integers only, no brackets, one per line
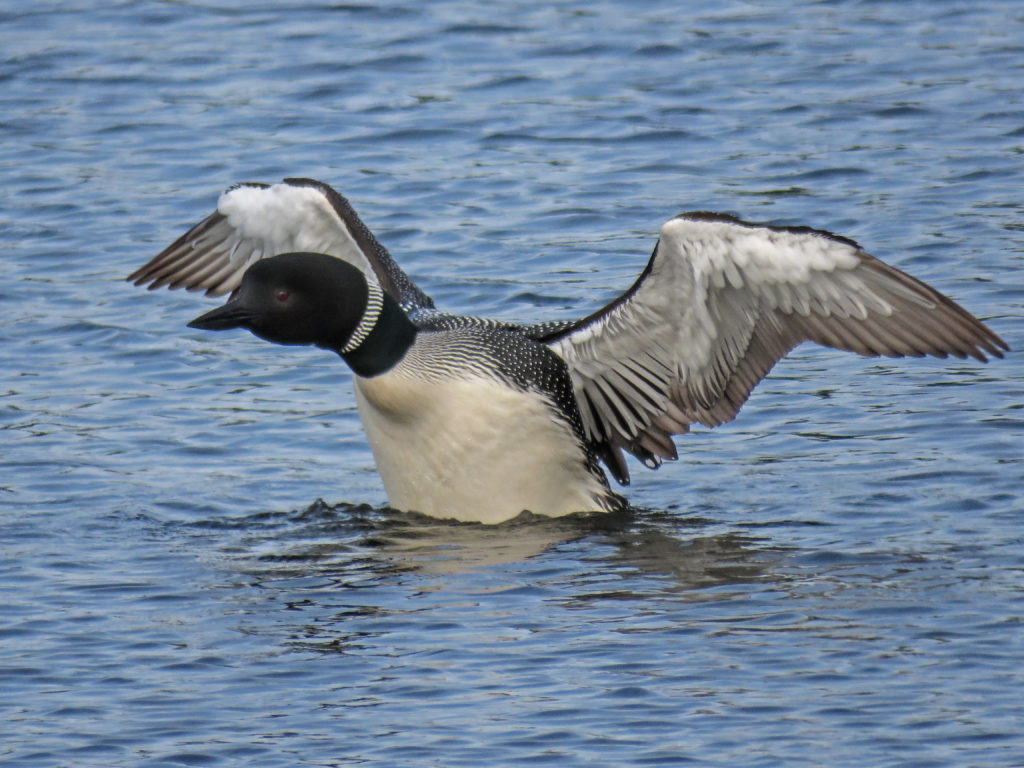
129,178,1007,523
353,327,616,523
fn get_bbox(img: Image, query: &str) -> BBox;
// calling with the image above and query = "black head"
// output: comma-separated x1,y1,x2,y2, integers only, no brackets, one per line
188,253,369,350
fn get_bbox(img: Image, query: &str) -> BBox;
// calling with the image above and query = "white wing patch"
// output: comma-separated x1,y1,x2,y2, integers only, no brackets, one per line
218,183,374,279
549,213,1006,483
129,181,377,297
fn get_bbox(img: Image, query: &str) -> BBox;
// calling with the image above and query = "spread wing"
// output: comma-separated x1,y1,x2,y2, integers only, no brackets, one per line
127,178,433,311
543,212,1008,485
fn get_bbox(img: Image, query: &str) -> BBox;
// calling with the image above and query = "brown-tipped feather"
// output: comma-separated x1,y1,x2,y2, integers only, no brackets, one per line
127,211,228,288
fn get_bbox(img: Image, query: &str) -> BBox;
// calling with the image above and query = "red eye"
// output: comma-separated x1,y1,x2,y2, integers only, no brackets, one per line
276,289,290,303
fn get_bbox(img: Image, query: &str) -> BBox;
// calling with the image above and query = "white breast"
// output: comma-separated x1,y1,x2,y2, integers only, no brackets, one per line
352,360,609,524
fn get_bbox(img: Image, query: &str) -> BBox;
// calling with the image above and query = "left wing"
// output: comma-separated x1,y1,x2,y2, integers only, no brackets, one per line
542,212,1008,484
128,178,433,311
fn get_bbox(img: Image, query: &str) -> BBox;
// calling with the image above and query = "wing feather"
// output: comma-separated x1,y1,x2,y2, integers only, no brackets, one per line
546,212,1007,483
128,179,433,309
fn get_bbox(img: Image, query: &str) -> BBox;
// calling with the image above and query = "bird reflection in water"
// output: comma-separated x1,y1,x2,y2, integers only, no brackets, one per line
220,499,778,590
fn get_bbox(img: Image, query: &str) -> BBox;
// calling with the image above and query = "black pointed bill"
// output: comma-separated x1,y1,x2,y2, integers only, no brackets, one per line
187,300,255,331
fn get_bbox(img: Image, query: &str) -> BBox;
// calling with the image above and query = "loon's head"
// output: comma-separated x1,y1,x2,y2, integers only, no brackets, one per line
188,252,415,376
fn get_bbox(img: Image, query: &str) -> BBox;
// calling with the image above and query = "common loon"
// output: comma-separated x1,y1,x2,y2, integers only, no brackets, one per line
128,178,1007,523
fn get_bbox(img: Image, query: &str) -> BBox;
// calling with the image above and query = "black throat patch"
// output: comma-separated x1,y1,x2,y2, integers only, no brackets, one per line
337,296,418,377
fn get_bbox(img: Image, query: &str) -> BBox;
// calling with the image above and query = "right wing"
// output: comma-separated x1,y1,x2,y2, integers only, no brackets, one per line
543,212,1007,484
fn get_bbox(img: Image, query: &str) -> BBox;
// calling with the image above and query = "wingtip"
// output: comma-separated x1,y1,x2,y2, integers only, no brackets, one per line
126,266,149,285
975,324,1010,361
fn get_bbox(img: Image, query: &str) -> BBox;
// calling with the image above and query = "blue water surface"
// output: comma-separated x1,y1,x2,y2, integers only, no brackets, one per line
2,1,1023,766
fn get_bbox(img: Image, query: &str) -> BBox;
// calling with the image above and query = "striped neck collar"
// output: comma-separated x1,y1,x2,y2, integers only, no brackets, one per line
337,281,418,378
341,278,385,354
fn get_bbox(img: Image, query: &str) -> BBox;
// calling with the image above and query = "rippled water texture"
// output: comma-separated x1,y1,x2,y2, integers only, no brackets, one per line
2,1,1023,766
